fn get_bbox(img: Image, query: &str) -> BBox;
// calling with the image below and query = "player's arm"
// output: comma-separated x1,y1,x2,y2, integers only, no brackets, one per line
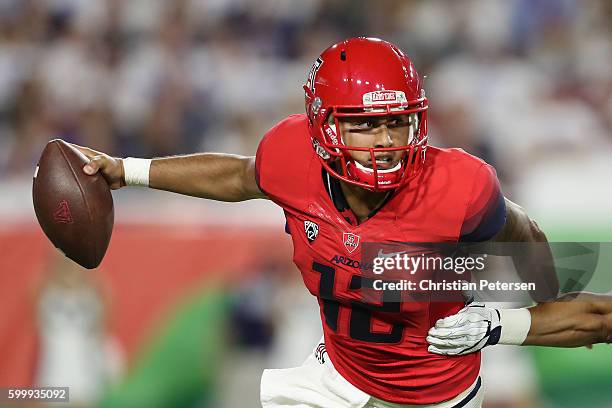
427,292,612,355
460,165,559,301
492,198,543,243
148,154,266,201
492,198,560,301
525,292,612,346
71,144,266,202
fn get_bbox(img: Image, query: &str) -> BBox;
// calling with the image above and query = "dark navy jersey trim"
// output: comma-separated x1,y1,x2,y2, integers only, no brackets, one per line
323,168,350,212
451,377,482,408
322,168,393,225
460,191,506,242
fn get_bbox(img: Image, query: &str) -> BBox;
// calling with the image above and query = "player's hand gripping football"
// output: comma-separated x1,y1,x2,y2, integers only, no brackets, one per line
427,303,503,356
70,144,125,190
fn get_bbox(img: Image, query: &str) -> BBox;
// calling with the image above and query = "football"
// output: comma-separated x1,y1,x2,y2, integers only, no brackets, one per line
32,139,114,269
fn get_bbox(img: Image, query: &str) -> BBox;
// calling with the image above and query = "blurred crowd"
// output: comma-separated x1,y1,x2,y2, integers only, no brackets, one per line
0,0,610,184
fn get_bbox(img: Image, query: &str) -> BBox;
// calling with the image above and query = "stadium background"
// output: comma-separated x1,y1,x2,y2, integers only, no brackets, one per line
0,0,610,407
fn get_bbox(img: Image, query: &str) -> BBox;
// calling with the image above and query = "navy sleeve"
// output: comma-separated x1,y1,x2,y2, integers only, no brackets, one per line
459,164,506,242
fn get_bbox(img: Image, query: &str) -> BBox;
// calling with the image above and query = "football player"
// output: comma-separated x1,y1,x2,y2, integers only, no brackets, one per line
72,37,591,407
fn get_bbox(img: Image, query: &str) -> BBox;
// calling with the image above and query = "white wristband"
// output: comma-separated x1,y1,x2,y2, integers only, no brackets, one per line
123,158,151,187
499,308,532,345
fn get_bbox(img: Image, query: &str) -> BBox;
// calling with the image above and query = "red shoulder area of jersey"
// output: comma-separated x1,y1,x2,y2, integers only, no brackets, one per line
383,145,499,241
423,147,503,239
420,146,490,190
255,114,317,209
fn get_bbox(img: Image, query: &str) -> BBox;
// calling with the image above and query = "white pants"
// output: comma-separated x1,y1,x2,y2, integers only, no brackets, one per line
261,339,484,408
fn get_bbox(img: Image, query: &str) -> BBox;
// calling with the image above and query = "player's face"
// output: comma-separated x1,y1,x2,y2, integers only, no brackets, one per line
338,114,412,170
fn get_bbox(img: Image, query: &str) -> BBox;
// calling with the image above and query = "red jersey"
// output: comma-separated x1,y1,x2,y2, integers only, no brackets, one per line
255,114,504,404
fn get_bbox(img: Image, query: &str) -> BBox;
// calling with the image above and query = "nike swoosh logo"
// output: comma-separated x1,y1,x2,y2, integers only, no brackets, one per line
377,249,406,258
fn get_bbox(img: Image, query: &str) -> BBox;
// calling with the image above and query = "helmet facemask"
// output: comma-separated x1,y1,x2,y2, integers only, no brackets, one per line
308,89,428,191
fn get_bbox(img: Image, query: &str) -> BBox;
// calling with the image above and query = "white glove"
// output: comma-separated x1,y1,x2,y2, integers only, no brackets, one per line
427,303,531,356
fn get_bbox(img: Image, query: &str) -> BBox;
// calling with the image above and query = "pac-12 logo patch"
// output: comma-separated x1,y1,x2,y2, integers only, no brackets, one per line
343,232,360,254
304,220,319,243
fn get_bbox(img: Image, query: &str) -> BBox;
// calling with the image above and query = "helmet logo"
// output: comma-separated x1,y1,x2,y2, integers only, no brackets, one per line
306,57,324,94
312,97,322,114
363,90,407,107
312,138,330,160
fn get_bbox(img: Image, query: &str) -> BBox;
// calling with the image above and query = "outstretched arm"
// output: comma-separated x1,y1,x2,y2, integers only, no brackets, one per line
71,144,266,202
148,154,266,201
427,292,612,355
526,292,612,347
